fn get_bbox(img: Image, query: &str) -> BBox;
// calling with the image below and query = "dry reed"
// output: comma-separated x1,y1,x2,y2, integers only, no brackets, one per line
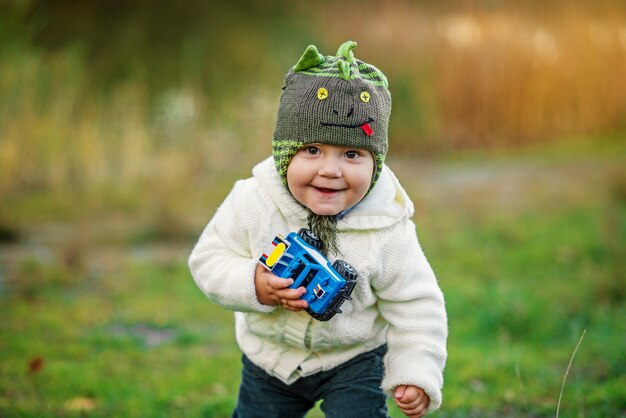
1,2,625,195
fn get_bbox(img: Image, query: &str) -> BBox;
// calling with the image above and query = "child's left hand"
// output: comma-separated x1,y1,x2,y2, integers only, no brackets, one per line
394,385,430,418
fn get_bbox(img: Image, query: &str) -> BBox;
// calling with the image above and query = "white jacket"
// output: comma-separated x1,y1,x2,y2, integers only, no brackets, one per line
188,157,448,411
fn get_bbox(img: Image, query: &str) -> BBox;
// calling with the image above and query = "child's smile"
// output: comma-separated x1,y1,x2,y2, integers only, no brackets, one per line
286,143,374,216
314,186,344,194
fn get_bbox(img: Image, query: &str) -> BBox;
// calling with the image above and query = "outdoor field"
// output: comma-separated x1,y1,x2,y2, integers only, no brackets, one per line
1,1,625,417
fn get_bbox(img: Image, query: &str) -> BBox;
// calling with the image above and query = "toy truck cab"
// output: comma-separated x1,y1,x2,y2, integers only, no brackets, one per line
259,228,358,321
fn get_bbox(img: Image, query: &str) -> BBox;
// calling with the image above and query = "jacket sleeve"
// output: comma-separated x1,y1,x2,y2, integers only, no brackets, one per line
372,220,448,412
188,179,276,313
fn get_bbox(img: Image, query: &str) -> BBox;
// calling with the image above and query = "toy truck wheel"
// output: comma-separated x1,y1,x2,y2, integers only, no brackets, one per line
332,260,358,297
297,228,323,251
332,260,358,282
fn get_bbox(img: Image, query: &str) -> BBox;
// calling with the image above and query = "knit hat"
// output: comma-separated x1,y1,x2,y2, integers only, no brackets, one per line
273,40,391,192
272,41,392,255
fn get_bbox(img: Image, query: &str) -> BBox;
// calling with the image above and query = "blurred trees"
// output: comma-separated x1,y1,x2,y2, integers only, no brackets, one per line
1,0,625,194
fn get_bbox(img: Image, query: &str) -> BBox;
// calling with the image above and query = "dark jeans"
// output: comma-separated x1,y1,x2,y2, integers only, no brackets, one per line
232,345,389,418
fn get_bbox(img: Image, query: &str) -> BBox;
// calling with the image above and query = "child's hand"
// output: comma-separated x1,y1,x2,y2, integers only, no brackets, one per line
254,263,308,311
394,385,430,418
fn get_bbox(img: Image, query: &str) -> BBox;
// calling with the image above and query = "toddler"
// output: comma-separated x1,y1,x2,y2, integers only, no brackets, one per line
189,40,447,418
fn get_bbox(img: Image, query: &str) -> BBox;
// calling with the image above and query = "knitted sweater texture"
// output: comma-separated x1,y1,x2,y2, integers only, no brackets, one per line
188,157,448,411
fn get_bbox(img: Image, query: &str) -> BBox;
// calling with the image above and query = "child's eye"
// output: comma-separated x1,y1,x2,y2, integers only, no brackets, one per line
305,146,321,155
344,150,360,159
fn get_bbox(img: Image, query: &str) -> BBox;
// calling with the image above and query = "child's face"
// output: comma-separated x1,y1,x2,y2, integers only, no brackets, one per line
286,143,374,216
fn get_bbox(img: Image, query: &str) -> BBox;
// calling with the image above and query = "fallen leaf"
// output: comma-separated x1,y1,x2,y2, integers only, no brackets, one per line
28,357,44,374
64,397,97,412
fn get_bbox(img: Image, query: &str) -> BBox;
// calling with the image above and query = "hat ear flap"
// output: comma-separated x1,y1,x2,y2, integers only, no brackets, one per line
293,45,325,72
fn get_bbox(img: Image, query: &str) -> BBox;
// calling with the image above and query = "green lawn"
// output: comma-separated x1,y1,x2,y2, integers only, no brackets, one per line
1,144,625,417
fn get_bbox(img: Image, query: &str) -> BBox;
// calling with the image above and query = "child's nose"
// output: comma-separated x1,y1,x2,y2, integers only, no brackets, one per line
318,158,342,178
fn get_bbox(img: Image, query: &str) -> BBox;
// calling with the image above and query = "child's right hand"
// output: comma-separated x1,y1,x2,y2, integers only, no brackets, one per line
254,263,308,311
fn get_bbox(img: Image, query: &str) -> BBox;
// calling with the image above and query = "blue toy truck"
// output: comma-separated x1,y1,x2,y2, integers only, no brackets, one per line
258,228,358,321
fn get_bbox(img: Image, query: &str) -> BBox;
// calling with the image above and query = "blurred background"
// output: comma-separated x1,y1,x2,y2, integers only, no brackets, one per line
1,0,625,417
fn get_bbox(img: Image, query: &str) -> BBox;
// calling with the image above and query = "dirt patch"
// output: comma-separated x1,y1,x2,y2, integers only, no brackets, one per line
390,154,624,213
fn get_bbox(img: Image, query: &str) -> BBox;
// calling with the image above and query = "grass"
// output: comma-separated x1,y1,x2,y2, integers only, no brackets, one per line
428,207,626,416
1,261,240,417
556,329,587,418
2,141,625,417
